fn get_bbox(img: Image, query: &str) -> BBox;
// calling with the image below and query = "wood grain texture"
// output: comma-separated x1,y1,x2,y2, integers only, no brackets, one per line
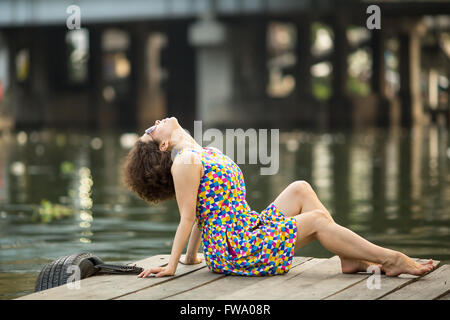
326,258,441,300
380,264,450,300
217,257,326,300
166,256,314,300
17,255,198,300
16,254,448,300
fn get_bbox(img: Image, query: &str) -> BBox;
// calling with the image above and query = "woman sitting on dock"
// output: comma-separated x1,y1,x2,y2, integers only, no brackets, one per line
122,117,435,278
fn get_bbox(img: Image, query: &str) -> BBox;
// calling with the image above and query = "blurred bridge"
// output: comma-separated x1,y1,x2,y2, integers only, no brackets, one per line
0,0,449,132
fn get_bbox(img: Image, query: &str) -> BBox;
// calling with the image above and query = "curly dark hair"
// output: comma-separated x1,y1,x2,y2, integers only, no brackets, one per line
121,139,175,204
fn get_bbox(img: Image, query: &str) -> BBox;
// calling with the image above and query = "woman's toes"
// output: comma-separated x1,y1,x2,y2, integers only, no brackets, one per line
421,259,432,265
419,264,433,274
421,259,434,270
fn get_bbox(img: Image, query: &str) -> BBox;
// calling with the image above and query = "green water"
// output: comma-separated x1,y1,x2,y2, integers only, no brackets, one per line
0,125,449,299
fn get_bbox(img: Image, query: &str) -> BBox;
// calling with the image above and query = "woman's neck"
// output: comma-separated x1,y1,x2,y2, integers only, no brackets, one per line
170,128,202,154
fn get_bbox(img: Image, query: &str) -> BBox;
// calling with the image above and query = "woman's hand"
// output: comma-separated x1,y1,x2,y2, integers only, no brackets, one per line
179,254,202,265
137,265,176,278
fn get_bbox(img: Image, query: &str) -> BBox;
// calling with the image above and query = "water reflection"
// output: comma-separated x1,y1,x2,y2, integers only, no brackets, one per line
0,124,449,299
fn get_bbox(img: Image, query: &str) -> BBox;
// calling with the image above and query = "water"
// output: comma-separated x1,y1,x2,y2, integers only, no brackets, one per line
0,125,449,299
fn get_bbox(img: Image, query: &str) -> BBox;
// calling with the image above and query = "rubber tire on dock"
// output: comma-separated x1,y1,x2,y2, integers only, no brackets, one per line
34,253,104,292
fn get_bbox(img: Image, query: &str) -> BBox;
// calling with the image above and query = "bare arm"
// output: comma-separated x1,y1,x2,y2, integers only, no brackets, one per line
184,221,202,263
138,151,202,278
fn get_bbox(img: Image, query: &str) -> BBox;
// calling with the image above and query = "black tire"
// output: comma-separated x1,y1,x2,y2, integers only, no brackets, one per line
34,253,104,292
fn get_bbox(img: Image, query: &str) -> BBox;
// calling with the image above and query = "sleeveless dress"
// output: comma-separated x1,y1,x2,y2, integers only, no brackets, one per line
176,147,297,276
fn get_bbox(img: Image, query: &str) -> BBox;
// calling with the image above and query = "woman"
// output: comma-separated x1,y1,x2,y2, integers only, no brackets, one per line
122,117,435,278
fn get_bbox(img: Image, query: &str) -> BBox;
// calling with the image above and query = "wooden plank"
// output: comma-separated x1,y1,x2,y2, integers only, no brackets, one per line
288,256,369,300
210,258,326,300
325,259,441,300
17,252,448,300
437,291,450,300
166,256,317,300
117,266,222,300
120,257,312,300
381,264,450,300
17,254,202,300
225,255,342,300
17,255,170,300
256,255,368,300
202,258,325,300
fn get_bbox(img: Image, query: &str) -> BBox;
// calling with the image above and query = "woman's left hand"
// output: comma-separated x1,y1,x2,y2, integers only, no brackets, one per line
137,265,176,278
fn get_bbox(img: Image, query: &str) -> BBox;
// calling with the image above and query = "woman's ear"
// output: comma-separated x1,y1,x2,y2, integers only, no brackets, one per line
159,140,169,152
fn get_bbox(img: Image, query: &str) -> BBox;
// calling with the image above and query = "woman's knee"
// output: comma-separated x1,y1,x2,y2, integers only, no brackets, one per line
295,209,333,236
309,209,333,225
290,180,314,198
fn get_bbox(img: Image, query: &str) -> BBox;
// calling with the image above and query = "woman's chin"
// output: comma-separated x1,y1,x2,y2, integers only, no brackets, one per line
170,117,181,128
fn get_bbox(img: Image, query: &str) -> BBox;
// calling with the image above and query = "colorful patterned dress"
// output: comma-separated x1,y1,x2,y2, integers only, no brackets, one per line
176,147,297,276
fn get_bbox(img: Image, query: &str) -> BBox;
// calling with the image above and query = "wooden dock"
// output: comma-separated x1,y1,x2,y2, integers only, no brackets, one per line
16,255,449,300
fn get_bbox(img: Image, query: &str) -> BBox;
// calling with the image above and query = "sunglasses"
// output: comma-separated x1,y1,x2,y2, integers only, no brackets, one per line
145,125,155,135
144,126,156,141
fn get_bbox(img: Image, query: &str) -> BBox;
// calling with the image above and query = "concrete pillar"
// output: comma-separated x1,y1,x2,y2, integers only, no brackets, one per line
7,28,44,129
88,27,103,131
242,19,267,107
30,30,48,96
0,31,13,130
0,32,9,91
295,17,312,99
448,65,450,126
371,30,386,96
29,28,49,128
294,17,327,129
331,16,348,98
399,34,413,127
167,20,196,132
125,25,147,132
6,30,22,128
398,19,426,127
371,29,390,127
5,30,18,122
188,16,232,126
130,27,166,133
230,18,268,126
329,15,353,128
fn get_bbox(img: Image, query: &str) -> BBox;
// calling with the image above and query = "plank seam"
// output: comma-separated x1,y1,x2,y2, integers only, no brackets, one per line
374,278,418,300
286,257,334,282
160,274,228,300
159,258,314,300
375,264,444,300
433,289,450,300
115,257,312,300
321,274,372,300
110,265,207,300
323,259,443,300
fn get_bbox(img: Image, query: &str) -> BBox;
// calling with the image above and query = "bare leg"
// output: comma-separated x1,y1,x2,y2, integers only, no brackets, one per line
293,210,434,276
273,181,382,272
272,181,330,217
272,181,434,275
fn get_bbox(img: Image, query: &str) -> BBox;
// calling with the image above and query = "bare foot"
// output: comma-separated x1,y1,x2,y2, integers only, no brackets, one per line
382,252,435,277
340,257,385,274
